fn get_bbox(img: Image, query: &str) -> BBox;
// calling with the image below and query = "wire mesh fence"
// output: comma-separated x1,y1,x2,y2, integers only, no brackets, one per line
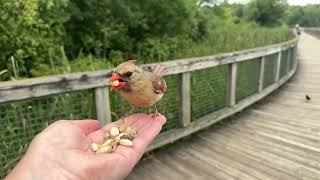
191,65,228,121
289,48,295,71
236,58,260,102
0,90,94,179
263,53,278,89
280,49,289,78
109,75,179,132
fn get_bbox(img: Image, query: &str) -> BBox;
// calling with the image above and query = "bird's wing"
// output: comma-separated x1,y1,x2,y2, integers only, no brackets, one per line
153,76,167,94
153,65,166,77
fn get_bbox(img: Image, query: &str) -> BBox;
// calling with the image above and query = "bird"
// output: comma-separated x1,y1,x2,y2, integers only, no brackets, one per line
108,60,167,119
305,94,311,102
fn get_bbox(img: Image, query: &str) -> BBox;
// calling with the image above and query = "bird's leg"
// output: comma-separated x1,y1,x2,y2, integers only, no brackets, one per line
151,104,159,119
121,106,135,124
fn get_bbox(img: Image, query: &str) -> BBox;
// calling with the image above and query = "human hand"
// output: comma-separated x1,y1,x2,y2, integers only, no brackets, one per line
5,113,166,180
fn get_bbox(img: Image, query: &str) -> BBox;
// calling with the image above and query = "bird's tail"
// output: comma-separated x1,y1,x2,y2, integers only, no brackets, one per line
153,65,167,77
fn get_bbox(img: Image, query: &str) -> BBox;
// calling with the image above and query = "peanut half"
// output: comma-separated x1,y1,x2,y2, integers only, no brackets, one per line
119,139,134,147
91,143,99,152
96,145,112,154
111,80,120,87
110,127,120,137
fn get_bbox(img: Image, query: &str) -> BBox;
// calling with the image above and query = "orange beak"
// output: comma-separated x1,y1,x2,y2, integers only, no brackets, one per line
108,73,126,91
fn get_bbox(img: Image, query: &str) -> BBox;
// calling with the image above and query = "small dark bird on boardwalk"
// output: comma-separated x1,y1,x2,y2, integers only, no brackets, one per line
305,94,311,102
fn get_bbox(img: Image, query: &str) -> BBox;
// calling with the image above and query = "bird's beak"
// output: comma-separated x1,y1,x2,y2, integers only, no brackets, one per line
108,73,126,92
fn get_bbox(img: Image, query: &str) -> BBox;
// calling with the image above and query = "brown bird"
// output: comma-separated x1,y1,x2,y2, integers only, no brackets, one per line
108,60,167,118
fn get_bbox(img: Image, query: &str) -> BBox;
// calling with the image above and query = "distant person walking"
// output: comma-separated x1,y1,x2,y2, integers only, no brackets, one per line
294,24,301,36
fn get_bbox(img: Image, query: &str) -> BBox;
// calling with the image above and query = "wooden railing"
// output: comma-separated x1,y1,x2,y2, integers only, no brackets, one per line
0,39,298,152
304,27,320,38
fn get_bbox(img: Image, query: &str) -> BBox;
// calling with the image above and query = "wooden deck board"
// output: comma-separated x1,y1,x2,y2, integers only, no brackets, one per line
127,33,320,179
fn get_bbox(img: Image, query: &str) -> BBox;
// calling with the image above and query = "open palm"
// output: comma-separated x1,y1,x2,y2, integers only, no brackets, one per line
5,114,166,180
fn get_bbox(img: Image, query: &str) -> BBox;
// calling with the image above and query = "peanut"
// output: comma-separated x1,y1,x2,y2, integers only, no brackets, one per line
119,124,128,132
125,127,137,136
96,145,112,154
119,139,134,147
91,143,99,152
110,127,120,137
111,80,120,87
100,139,113,147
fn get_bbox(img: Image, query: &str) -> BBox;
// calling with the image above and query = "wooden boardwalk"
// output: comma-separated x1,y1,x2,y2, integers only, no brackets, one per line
127,33,320,180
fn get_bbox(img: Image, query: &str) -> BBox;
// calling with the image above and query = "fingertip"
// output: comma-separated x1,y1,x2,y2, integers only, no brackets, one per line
154,114,167,126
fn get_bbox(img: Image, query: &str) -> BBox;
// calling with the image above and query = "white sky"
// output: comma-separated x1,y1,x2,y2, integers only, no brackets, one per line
228,0,320,6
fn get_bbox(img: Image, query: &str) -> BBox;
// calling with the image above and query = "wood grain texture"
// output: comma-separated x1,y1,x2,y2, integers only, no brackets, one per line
226,63,238,107
275,51,282,81
258,56,265,92
178,72,191,127
94,87,112,125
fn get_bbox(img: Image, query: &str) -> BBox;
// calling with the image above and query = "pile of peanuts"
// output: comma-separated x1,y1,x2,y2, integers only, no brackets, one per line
91,124,137,154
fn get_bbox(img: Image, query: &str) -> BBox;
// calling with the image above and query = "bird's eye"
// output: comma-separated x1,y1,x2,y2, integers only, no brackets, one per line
123,71,133,77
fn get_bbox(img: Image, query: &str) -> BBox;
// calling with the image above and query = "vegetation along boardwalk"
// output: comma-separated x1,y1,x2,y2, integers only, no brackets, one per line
127,33,320,179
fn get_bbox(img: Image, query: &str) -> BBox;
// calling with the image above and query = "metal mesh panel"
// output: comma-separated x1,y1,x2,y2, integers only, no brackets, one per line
236,58,260,102
289,48,295,71
191,65,227,121
0,90,94,179
109,75,179,132
263,53,278,89
280,50,289,78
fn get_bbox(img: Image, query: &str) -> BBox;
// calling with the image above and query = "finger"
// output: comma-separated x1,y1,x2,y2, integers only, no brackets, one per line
70,120,100,135
114,114,166,164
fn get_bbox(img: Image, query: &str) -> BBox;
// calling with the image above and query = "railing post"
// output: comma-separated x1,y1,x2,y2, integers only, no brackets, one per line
286,48,292,74
94,86,112,125
275,51,282,81
258,56,265,92
227,63,237,107
178,72,191,127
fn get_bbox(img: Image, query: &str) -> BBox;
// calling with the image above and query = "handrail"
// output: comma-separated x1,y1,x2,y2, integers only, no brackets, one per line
0,39,296,104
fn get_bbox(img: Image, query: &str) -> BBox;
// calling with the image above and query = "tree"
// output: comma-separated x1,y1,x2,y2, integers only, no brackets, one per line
0,0,70,79
244,0,288,26
287,5,320,27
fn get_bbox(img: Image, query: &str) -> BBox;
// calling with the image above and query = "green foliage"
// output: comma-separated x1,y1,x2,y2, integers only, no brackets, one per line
287,5,320,27
244,0,288,26
0,0,70,80
0,0,294,82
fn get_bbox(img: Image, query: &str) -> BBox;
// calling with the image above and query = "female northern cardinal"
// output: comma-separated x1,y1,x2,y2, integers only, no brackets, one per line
108,60,167,117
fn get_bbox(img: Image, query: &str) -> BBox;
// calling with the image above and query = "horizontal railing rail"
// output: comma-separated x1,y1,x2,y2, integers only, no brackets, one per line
0,39,296,104
304,27,320,38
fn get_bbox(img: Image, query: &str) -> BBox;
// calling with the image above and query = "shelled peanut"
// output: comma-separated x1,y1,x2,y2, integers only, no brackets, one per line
91,124,137,154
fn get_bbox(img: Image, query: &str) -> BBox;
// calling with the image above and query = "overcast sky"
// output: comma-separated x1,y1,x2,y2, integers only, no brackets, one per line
228,0,320,6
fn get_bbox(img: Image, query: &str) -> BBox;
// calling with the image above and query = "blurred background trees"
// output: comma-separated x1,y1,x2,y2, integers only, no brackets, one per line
1,0,317,81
